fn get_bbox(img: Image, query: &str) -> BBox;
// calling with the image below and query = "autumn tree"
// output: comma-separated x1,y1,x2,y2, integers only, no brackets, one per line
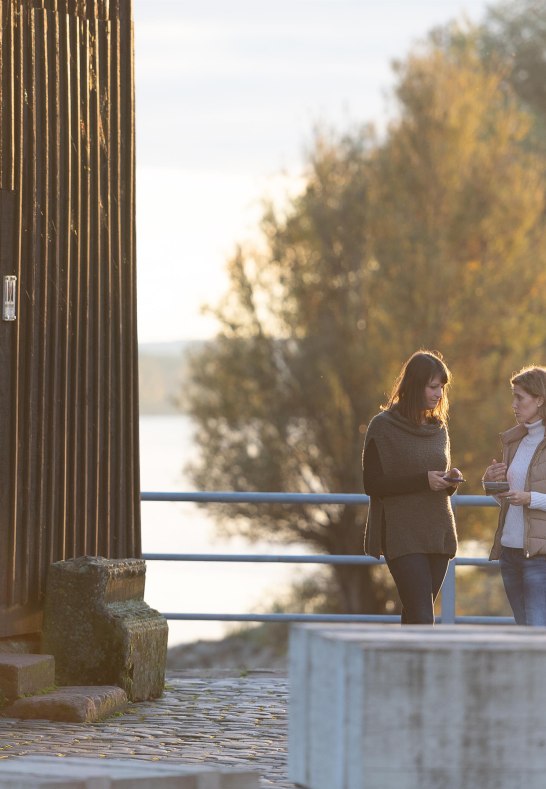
368,32,546,512
185,130,391,614
184,30,546,614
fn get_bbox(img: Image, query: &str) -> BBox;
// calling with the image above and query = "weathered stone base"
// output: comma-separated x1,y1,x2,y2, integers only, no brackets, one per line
0,755,260,787
3,685,128,723
289,623,546,789
0,654,54,701
42,556,168,702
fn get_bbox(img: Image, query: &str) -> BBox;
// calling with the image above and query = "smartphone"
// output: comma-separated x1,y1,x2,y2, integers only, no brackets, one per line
483,481,509,494
443,474,465,483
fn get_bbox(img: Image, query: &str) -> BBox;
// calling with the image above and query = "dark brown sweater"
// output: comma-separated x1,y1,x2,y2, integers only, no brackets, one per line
362,409,457,559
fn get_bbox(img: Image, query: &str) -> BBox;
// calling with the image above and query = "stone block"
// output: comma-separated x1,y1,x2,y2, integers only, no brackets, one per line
289,623,546,789
3,685,127,722
0,634,41,654
0,755,260,787
42,556,168,701
0,654,55,701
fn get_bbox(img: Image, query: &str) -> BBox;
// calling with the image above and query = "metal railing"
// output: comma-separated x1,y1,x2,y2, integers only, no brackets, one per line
141,492,513,625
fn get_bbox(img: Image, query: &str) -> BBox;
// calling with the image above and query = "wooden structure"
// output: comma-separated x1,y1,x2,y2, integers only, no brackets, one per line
0,0,140,637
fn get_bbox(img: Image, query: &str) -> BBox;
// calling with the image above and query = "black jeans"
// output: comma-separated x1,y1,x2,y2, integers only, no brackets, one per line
385,553,450,624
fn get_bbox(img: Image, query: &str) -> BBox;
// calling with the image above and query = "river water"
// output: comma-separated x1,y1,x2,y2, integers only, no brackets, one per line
139,414,309,647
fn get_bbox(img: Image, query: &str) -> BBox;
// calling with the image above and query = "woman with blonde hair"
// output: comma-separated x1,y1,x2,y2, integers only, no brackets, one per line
484,365,546,625
362,350,463,624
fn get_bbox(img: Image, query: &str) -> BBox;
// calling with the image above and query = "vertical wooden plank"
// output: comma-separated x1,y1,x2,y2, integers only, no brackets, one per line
118,0,136,560
117,0,130,24
18,4,39,604
8,0,25,609
44,8,64,565
57,4,71,558
78,14,90,556
33,8,50,595
1,0,4,184
97,18,111,554
0,0,5,186
119,0,138,557
96,0,108,20
0,0,15,189
85,0,98,20
128,8,139,556
110,11,123,553
33,8,51,592
88,14,99,553
0,187,17,604
67,0,85,16
66,10,81,557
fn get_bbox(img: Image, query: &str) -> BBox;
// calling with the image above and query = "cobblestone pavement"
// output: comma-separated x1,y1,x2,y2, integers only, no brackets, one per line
0,670,295,788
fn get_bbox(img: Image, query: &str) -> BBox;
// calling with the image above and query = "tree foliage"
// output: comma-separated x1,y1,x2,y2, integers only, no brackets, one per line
185,131,389,613
369,32,546,509
481,0,546,121
184,15,546,615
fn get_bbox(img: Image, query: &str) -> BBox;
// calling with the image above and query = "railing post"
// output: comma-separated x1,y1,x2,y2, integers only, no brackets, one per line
441,558,456,624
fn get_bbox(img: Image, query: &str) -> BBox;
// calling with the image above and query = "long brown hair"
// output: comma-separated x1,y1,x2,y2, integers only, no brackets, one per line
382,350,451,425
511,366,546,420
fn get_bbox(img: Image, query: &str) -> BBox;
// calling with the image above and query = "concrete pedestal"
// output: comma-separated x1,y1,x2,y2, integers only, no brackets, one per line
289,624,546,789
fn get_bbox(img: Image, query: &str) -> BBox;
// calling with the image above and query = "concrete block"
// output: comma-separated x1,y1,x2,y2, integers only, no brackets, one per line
3,685,128,722
289,624,546,789
0,654,55,701
42,556,168,701
0,756,260,787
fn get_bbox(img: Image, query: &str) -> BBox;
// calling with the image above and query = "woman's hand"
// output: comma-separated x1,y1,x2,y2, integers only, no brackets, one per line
482,458,508,482
444,467,464,485
428,471,453,491
498,489,531,506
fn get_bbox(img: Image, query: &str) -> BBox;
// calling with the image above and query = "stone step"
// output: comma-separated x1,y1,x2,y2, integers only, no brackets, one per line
0,755,261,787
3,685,128,722
0,654,55,702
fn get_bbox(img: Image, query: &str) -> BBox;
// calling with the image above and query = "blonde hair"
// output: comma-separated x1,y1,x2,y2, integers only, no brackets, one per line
511,366,546,419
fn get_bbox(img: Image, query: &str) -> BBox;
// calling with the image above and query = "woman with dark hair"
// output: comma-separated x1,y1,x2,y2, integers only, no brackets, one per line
362,350,462,624
483,366,546,625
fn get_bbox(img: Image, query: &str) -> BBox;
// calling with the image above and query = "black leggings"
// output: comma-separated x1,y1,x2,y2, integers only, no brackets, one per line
385,553,450,624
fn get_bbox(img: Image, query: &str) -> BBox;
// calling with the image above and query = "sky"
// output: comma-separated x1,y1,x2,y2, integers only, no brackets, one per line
133,0,494,345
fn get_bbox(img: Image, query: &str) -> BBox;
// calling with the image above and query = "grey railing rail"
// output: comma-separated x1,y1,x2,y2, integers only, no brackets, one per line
141,491,512,625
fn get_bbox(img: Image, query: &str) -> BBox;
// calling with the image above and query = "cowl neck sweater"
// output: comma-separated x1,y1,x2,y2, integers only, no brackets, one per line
363,409,457,559
382,408,444,437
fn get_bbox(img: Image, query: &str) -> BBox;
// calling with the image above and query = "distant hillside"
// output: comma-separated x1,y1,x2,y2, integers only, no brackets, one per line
138,340,205,415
